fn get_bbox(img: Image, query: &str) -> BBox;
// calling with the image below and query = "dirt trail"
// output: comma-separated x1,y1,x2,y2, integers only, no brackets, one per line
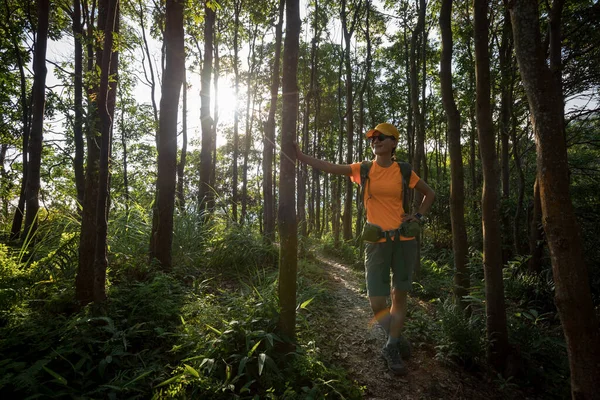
316,254,514,400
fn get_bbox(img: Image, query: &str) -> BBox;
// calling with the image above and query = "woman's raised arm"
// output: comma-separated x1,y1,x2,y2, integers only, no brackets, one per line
294,142,352,176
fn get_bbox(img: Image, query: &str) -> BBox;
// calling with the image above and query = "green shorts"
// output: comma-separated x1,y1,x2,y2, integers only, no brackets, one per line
364,239,418,296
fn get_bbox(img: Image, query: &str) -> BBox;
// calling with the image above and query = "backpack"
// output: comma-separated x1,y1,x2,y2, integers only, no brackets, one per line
358,160,413,215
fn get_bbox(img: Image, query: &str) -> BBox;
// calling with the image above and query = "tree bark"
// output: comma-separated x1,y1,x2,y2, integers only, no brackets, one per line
263,0,284,243
341,0,360,241
499,3,513,264
511,2,600,396
92,0,119,303
474,0,509,372
241,23,258,225
439,0,469,309
199,2,214,210
527,177,544,274
410,0,426,211
9,0,30,239
278,0,300,348
176,68,187,211
231,0,241,222
23,0,50,239
73,0,85,209
77,0,102,306
149,0,184,270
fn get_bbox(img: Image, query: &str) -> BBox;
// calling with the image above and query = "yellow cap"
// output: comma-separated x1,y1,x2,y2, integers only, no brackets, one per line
365,122,399,140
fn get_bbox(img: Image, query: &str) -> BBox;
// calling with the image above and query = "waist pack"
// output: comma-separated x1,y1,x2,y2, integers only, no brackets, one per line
361,220,421,243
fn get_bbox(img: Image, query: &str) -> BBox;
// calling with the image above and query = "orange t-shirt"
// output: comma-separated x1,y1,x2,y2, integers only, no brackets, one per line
350,161,420,241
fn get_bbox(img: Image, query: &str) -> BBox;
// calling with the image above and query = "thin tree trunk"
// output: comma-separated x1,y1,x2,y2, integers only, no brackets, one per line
440,0,469,309
92,0,119,303
474,0,509,372
341,0,360,241
176,68,187,211
527,177,544,273
23,0,50,239
73,0,85,208
231,0,241,222
499,4,513,264
210,23,219,192
118,91,129,217
263,0,283,243
77,0,101,306
241,23,258,225
137,0,158,136
410,0,426,211
511,3,600,395
199,2,214,210
149,0,184,269
8,0,30,239
278,0,300,348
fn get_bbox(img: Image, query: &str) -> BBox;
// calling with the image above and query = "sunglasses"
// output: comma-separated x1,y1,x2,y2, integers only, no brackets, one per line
369,134,395,143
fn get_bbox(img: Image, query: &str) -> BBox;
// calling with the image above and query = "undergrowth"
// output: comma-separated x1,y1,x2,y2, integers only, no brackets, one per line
0,212,362,399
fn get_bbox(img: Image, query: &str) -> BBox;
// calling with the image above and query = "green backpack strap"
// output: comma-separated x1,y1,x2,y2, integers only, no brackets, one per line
398,161,412,213
359,161,373,213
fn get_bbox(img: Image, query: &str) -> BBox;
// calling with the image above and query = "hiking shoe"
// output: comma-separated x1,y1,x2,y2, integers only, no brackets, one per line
381,344,407,375
397,335,412,359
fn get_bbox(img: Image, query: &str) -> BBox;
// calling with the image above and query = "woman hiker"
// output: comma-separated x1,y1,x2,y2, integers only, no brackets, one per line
294,122,435,375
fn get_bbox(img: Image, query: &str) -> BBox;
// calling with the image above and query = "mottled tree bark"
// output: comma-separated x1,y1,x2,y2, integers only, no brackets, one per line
278,0,300,348
198,2,215,210
176,68,187,211
511,2,600,396
92,0,119,303
23,0,50,239
262,0,284,243
231,0,241,222
73,0,85,208
149,0,184,270
474,0,509,372
439,0,469,309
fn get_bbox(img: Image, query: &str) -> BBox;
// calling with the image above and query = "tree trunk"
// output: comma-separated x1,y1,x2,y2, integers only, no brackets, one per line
410,0,426,211
137,0,159,135
73,0,85,208
263,0,284,243
474,0,509,372
241,23,258,225
118,92,129,217
92,0,119,303
199,2,214,210
9,0,30,239
278,0,300,348
210,24,219,193
512,118,527,256
77,0,103,306
231,0,241,222
440,0,469,309
149,0,184,270
23,0,50,239
511,2,600,396
499,4,513,264
527,177,544,274
341,0,359,241
176,68,187,211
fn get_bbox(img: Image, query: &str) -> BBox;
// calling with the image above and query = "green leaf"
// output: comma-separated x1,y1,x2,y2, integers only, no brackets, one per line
298,297,314,310
258,353,266,376
123,370,153,387
43,366,68,386
205,324,222,335
184,364,200,378
154,374,183,388
238,356,249,376
248,340,262,357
